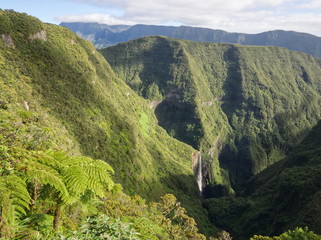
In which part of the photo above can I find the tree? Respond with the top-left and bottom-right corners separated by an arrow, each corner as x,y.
157,194 -> 206,240
250,227 -> 321,240
0,145 -> 115,236
47,151 -> 115,230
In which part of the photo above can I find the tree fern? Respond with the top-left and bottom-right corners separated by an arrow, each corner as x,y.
41,152 -> 115,230
17,157 -> 69,203
1,146 -> 116,232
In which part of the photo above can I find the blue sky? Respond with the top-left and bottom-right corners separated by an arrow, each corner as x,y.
2,0 -> 321,36
1,0 -> 123,24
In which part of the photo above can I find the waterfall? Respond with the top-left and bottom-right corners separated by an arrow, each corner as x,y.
192,152 -> 203,193
196,152 -> 202,193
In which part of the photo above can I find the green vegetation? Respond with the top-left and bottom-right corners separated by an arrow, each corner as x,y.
250,227 -> 321,240
0,10 -> 214,236
102,36 -> 321,194
0,145 -> 206,239
4,10 -> 321,240
0,145 -> 113,238
204,120 -> 321,239
101,36 -> 321,239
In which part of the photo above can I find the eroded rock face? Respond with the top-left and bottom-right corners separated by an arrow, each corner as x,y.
155,99 -> 203,149
29,30 -> 47,41
192,152 -> 201,175
149,100 -> 163,109
1,34 -> 15,48
201,101 -> 213,107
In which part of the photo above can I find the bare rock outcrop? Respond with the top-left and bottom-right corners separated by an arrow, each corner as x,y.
201,101 -> 213,107
1,34 -> 15,48
149,100 -> 163,109
29,30 -> 47,41
23,101 -> 29,111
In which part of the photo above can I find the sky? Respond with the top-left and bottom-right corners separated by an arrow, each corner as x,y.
2,0 -> 321,36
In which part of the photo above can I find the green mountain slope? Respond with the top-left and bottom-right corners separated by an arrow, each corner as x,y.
204,120 -> 321,239
101,36 -> 321,193
0,10 -> 212,232
61,22 -> 321,58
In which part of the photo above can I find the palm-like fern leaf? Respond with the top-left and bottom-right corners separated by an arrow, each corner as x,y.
5,175 -> 31,213
0,174 -> 31,234
2,145 -> 116,234
85,163 -> 114,193
17,159 -> 69,203
60,156 -> 114,198
62,166 -> 88,203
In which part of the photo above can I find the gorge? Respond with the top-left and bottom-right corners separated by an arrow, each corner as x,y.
2,9 -> 321,239
101,35 -> 321,195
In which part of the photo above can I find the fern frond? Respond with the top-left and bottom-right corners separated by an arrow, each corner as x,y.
6,175 -> 31,211
63,166 -> 88,199
44,150 -> 68,166
61,156 -> 114,197
91,159 -> 115,174
84,161 -> 115,190
30,151 -> 62,169
13,205 -> 27,216
0,174 -> 31,231
87,175 -> 105,198
18,160 -> 69,202
0,186 -> 12,219
1,197 -> 15,226
60,155 -> 93,167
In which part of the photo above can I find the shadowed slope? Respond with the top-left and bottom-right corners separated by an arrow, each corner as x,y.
0,10 -> 213,233
102,36 -> 321,193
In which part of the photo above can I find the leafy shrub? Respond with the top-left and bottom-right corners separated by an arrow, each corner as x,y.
64,215 -> 141,240
251,227 -> 321,240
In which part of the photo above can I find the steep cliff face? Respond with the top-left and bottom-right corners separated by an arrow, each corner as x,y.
0,11 -> 214,231
204,120 -> 321,239
101,36 -> 321,193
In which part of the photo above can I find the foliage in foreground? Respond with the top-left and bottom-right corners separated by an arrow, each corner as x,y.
61,193 -> 205,240
0,144 -> 206,239
0,145 -> 114,238
251,227 -> 321,240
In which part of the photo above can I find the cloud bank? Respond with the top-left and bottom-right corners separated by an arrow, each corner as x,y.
58,0 -> 321,36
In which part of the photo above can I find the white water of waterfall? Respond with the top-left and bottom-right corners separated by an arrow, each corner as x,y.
196,153 -> 202,193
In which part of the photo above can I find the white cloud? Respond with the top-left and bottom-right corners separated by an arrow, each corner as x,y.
59,0 -> 321,36
297,0 -> 321,9
57,13 -> 135,25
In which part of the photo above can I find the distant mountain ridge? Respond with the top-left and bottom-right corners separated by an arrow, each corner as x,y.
61,22 -> 321,58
